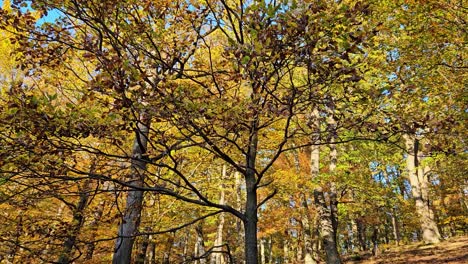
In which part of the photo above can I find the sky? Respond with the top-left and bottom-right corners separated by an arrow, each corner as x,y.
0,0 -> 62,25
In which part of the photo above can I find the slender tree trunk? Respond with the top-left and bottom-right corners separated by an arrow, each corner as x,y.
57,177 -> 93,264
194,222 -> 207,264
283,239 -> 290,264
371,227 -> 378,256
145,236 -> 155,264
302,196 -> 316,264
404,134 -> 441,244
260,238 -> 266,264
135,231 -> 150,264
113,114 -> 150,264
182,230 -> 189,263
296,236 -> 303,262
163,234 -> 174,264
85,200 -> 106,260
7,213 -> 22,262
391,208 -> 400,246
328,117 -> 340,256
212,165 -> 227,264
295,147 -> 315,264
266,237 -> 272,264
356,218 -> 366,251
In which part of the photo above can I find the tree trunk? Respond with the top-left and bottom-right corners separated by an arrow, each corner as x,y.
244,119 -> 259,264
135,231 -> 150,264
113,114 -> 150,264
58,178 -> 92,264
311,107 -> 341,264
314,188 -> 341,264
85,200 -> 106,260
371,227 -> 378,257
356,218 -> 366,251
260,238 -> 266,264
302,196 -> 316,264
211,165 -> 227,264
194,222 -> 207,263
391,208 -> 400,246
404,134 -> 441,244
234,171 -> 245,261
283,239 -> 290,264
145,236 -> 156,264
266,237 -> 272,264
244,177 -> 258,264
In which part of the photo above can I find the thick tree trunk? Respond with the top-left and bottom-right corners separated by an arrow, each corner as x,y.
244,118 -> 259,264
244,178 -> 258,264
311,108 -> 341,264
58,178 -> 92,264
314,188 -> 341,264
113,114 -> 150,264
404,134 -> 441,244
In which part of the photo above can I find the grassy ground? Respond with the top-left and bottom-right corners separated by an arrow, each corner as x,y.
344,235 -> 468,264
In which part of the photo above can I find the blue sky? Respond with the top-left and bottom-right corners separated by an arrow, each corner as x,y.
1,0 -> 62,24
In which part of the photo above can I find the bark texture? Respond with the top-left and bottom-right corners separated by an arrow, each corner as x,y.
244,119 -> 259,264
311,108 -> 341,264
113,115 -> 150,264
211,165 -> 226,264
57,178 -> 92,264
404,134 -> 441,244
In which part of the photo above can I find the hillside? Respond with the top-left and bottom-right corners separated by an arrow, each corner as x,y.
346,236 -> 468,264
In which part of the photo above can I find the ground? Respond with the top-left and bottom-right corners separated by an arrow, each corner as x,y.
344,235 -> 468,264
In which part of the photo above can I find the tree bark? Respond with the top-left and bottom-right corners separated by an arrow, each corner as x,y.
244,118 -> 259,264
302,196 -> 316,264
135,231 -> 150,264
145,236 -> 156,264
244,177 -> 258,264
234,171 -> 245,261
194,222 -> 207,264
314,188 -> 341,264
283,239 -> 290,264
57,177 -> 93,264
113,114 -> 150,264
211,164 -> 227,264
311,108 -> 341,264
85,200 -> 106,260
356,218 -> 366,251
371,227 -> 378,257
260,238 -> 266,264
391,208 -> 400,246
404,134 -> 441,244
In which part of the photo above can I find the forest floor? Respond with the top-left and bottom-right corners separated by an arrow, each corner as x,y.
344,235 -> 468,264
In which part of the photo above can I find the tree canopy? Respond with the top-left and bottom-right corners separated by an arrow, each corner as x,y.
0,0 -> 466,263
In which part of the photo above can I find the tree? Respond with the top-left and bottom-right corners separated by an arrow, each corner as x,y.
1,0 -> 465,262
